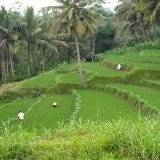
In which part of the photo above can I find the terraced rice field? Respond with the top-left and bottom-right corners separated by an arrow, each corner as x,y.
78,89 -> 141,121
13,62 -> 127,90
0,98 -> 38,123
82,62 -> 126,76
112,83 -> 160,109
105,49 -> 160,70
25,94 -> 73,128
0,95 -> 73,129
1,48 -> 160,129
58,71 -> 91,83
22,71 -> 57,88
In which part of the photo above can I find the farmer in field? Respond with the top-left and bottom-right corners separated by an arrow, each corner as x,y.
116,64 -> 122,70
18,111 -> 25,123
52,102 -> 58,108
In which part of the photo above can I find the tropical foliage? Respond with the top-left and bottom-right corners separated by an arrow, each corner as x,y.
0,0 -> 160,85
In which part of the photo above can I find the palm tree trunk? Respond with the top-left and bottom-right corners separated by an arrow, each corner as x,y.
7,43 -> 15,78
92,34 -> 95,53
9,52 -> 15,78
1,53 -> 7,81
30,42 -> 35,64
27,41 -> 31,77
133,28 -> 140,43
6,51 -> 9,76
42,46 -> 46,72
75,35 -> 85,87
140,21 -> 149,41
92,34 -> 96,62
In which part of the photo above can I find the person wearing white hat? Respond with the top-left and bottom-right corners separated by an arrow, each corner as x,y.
52,102 -> 58,107
18,111 -> 25,123
116,64 -> 122,70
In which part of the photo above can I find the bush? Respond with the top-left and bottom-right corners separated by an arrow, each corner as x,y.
104,39 -> 160,56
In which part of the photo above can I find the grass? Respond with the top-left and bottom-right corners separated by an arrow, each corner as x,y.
78,89 -> 141,121
58,71 -> 91,83
0,98 -> 38,124
152,79 -> 160,83
0,94 -> 73,129
112,83 -> 160,109
57,62 -> 77,72
82,62 -> 125,77
0,119 -> 160,160
1,45 -> 160,159
15,62 -> 125,90
22,70 -> 57,88
105,49 -> 160,70
24,94 -> 73,129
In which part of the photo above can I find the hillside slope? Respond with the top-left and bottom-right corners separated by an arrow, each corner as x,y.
0,46 -> 160,129
0,43 -> 160,159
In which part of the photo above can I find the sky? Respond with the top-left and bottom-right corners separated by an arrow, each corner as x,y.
0,0 -> 119,12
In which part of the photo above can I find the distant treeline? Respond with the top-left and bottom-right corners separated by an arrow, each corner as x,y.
0,0 -> 159,83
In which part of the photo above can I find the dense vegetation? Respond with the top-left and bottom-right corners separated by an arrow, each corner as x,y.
0,0 -> 160,159
1,0 -> 160,84
1,118 -> 160,160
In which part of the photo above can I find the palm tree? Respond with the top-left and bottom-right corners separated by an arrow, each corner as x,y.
24,7 -> 41,77
136,0 -> 160,25
14,6 -> 43,77
0,6 -> 17,80
49,0 -> 101,86
115,0 -> 150,43
36,8 -> 68,71
14,7 -> 68,76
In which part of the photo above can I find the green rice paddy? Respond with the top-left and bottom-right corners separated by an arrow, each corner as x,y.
25,94 -> 73,128
112,83 -> 160,109
0,48 -> 160,129
105,49 -> 160,70
78,89 -> 141,121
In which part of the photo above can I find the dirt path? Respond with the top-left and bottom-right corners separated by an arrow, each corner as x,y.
0,82 -> 19,95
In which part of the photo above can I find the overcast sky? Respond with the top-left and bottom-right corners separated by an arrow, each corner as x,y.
0,0 -> 119,12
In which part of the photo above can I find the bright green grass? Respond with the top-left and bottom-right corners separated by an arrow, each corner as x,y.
20,62 -> 125,89
57,63 -> 77,72
78,89 -> 141,121
58,71 -> 91,83
153,79 -> 160,83
22,71 -> 57,88
105,49 -> 160,70
112,84 -> 160,108
82,62 -> 125,77
25,94 -> 73,128
0,98 -> 38,123
59,72 -> 81,83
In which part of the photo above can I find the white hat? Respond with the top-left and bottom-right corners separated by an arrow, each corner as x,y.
53,102 -> 57,105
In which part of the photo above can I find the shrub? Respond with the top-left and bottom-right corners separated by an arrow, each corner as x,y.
104,39 -> 160,56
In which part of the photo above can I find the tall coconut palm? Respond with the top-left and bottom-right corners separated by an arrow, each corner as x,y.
49,0 -> 101,86
0,6 -> 17,80
15,6 -> 43,77
36,9 -> 68,71
15,7 -> 68,75
115,0 -> 150,43
136,0 -> 160,25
